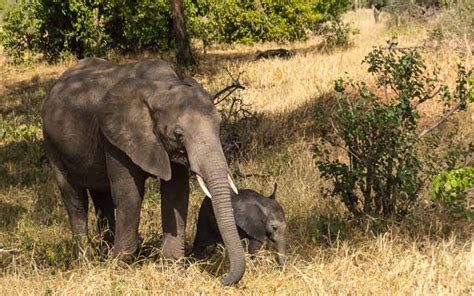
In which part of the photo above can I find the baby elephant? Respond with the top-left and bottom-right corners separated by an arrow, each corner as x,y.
192,184 -> 287,265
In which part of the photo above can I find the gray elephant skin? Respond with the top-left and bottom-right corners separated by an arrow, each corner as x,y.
41,57 -> 245,285
192,184 -> 287,265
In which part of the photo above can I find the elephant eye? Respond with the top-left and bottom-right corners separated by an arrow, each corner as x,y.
174,128 -> 184,142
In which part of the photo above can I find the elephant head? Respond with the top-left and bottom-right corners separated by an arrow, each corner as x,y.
98,76 -> 245,285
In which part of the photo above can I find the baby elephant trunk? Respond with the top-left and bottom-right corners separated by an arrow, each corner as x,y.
268,218 -> 286,266
275,236 -> 287,266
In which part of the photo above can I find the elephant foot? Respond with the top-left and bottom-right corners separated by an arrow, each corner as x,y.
162,234 -> 185,260
112,239 -> 139,263
277,254 -> 287,266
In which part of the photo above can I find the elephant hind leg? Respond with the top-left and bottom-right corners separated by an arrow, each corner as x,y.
89,189 -> 115,244
49,159 -> 89,256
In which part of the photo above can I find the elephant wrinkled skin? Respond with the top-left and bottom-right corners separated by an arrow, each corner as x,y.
41,57 -> 245,285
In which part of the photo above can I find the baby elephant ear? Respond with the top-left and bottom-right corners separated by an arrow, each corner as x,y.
268,183 -> 278,199
234,200 -> 266,241
99,78 -> 172,181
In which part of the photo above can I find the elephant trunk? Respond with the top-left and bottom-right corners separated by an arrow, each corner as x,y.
206,172 -> 246,285
276,237 -> 287,266
186,139 -> 245,286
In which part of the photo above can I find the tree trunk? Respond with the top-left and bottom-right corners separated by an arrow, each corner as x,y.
169,0 -> 196,69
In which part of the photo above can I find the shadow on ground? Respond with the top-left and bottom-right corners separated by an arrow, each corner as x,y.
197,40 -> 327,76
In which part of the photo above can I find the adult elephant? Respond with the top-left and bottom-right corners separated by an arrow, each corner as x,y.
41,58 -> 245,285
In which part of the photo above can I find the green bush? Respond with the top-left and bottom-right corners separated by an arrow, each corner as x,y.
317,18 -> 359,50
105,0 -> 171,52
314,44 -> 472,218
188,0 -> 326,45
1,0 -> 111,62
0,0 -> 352,62
313,0 -> 351,18
432,167 -> 474,205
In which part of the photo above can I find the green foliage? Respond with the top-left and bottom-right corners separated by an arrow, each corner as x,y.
0,1 -> 40,63
314,43 -> 472,218
105,0 -> 171,52
317,18 -> 358,50
0,0 -> 170,62
313,0 -> 351,18
432,167 -> 474,204
469,76 -> 474,102
0,0 -> 111,62
0,0 -> 352,62
0,116 -> 43,167
188,0 -> 326,45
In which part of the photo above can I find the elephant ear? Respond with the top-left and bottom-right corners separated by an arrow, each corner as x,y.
233,199 -> 266,241
99,78 -> 172,181
182,77 -> 213,99
182,77 -> 200,87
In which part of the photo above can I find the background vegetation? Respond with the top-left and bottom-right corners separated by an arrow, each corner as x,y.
0,1 -> 473,295
0,0 -> 350,63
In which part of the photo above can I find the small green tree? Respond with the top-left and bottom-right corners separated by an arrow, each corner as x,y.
314,43 -> 472,217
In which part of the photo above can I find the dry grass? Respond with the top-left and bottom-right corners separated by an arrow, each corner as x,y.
0,9 -> 473,295
1,233 -> 472,295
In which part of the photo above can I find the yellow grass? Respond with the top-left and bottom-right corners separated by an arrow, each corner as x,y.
1,9 -> 473,295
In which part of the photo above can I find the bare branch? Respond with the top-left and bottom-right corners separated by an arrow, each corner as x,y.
417,103 -> 463,140
213,82 -> 245,103
212,69 -> 246,103
413,87 -> 442,108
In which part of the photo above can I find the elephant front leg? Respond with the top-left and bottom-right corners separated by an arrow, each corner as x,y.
248,239 -> 263,255
106,144 -> 146,260
160,162 -> 190,260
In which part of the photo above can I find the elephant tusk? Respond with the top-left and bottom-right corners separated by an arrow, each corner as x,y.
197,175 -> 212,198
228,174 -> 239,195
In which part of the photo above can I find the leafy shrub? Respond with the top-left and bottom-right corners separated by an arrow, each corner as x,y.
0,1 -> 40,63
0,0 -> 352,62
0,0 -> 111,62
313,0 -> 351,18
105,0 -> 171,52
188,0 -> 326,45
314,43 -> 472,218
432,167 -> 474,205
0,0 -> 170,62
317,18 -> 359,50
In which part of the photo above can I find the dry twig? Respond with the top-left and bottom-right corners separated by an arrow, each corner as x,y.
212,69 -> 245,104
